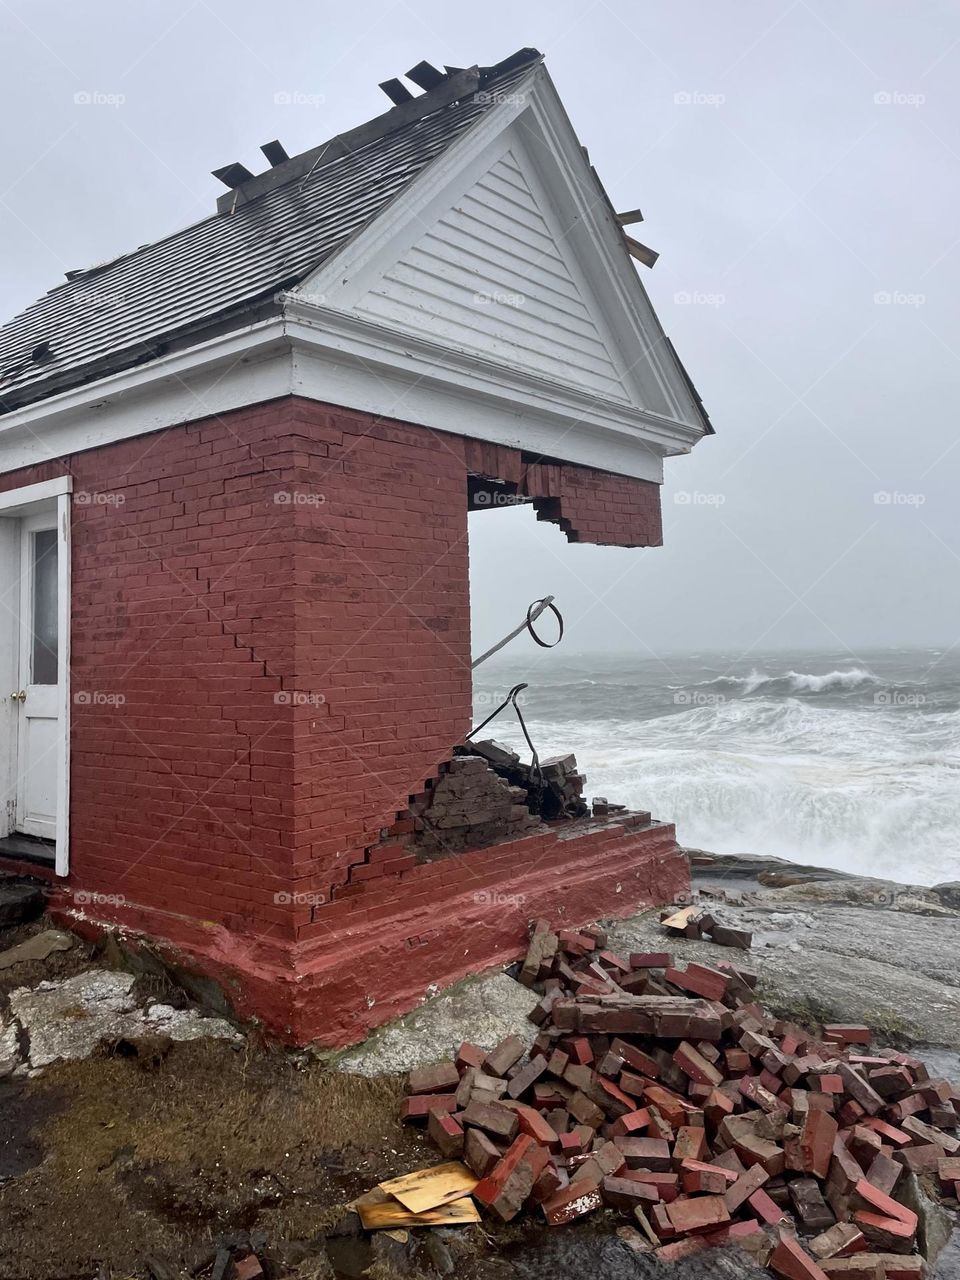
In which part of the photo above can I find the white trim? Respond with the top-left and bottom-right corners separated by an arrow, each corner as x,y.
0,474 -> 72,514
0,479 -> 70,874
286,306 -> 675,482
55,489 -> 70,874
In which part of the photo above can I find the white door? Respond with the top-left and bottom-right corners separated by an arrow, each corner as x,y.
14,513 -> 61,840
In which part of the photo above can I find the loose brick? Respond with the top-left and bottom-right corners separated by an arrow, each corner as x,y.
474,1134 -> 550,1222
614,1136 -> 672,1172
785,1106 -> 838,1180
724,1162 -> 770,1213
666,1195 -> 730,1234
464,1127 -> 500,1178
809,1223 -> 867,1261
462,1100 -> 520,1142
541,1181 -> 603,1225
407,1061 -> 460,1095
673,1041 -> 724,1088
427,1108 -> 464,1158
400,1093 -> 457,1122
769,1235 -> 831,1280
484,1035 -> 526,1078
748,1187 -> 791,1226
630,952 -> 672,968
602,1175 -> 660,1210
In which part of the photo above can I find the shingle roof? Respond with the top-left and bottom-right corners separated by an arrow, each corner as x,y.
0,50 -> 542,415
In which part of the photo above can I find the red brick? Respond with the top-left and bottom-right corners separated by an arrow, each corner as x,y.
474,1134 -> 550,1222
769,1235 -> 830,1280
665,1195 -> 730,1234
400,1093 -> 457,1122
427,1108 -> 464,1158
541,1181 -> 603,1225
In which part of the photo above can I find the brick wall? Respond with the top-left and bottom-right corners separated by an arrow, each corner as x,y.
2,394 -> 675,1042
0,399 -> 305,942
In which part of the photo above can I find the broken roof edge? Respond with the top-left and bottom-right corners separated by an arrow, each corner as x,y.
214,49 -> 544,216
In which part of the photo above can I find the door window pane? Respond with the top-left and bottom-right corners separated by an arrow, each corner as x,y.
31,528 -> 58,685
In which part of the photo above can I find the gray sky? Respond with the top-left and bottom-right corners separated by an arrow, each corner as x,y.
2,0 -> 957,658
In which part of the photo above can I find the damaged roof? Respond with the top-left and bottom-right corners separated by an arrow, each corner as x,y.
0,51 -> 542,415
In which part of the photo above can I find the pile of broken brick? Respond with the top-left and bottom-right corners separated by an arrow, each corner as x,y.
400,920 -> 960,1280
465,741 -> 592,820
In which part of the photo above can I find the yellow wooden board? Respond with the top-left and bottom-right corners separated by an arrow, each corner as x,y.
378,1161 -> 478,1214
660,905 -> 698,931
358,1197 -> 480,1230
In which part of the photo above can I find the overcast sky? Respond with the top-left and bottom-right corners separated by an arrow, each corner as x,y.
1,0 -> 957,659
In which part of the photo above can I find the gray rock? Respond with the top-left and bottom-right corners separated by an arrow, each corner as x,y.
422,1233 -> 455,1275
934,882 -> 960,910
0,1015 -> 21,1076
609,892 -> 960,1047
144,1003 -> 240,1043
900,1172 -> 955,1265
334,971 -> 539,1076
9,969 -> 240,1069
9,970 -> 141,1067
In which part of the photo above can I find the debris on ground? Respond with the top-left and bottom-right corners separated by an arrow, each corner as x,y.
398,918 -> 960,1278
661,904 -> 753,951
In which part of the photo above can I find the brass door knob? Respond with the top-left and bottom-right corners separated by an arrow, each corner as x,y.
10,690 -> 26,703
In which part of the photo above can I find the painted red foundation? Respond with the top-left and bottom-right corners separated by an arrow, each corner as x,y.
2,395 -> 684,1046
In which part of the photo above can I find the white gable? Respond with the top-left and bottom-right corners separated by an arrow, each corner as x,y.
294,66 -> 708,459
353,145 -> 633,405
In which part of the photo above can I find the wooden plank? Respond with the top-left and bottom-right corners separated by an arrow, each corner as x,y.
358,1197 -> 481,1230
623,234 -> 659,268
378,1161 -> 478,1213
660,905 -> 698,931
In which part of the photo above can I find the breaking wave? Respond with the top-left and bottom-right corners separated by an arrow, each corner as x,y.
679,667 -> 881,696
486,698 -> 960,886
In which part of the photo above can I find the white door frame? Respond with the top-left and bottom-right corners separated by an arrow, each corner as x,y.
0,476 -> 72,874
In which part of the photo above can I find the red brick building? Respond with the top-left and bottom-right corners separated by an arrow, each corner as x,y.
0,50 -> 712,1045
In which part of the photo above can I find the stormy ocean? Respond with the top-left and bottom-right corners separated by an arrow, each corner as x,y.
472,649 -> 960,887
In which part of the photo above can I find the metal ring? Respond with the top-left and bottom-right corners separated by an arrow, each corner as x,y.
526,598 -> 564,649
